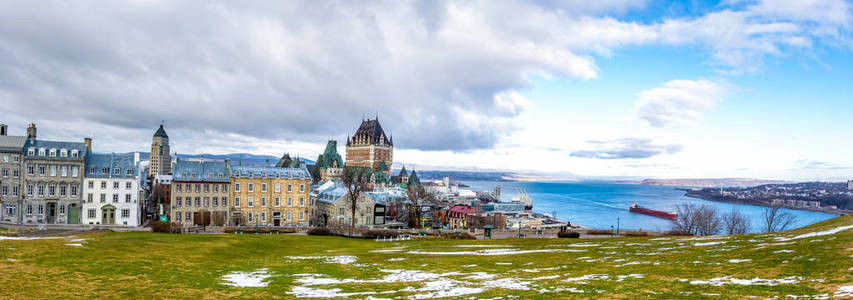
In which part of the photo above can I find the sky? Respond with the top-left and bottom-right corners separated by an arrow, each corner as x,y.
0,0 -> 852,181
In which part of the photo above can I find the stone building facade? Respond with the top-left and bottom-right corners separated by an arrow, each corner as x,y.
82,152 -> 142,226
170,159 -> 230,226
21,124 -> 88,224
230,166 -> 312,227
345,118 -> 393,176
149,124 -> 171,177
0,124 -> 26,223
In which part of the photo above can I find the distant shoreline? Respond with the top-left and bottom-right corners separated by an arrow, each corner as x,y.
683,193 -> 846,215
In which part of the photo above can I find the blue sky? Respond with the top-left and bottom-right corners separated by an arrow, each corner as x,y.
0,0 -> 851,180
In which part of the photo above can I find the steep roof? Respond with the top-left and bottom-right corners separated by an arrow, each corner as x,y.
348,118 -> 391,146
24,139 -> 88,161
154,125 -> 168,138
0,135 -> 26,152
85,153 -> 138,179
231,165 -> 311,180
316,140 -> 344,169
173,159 -> 229,182
398,166 -> 408,177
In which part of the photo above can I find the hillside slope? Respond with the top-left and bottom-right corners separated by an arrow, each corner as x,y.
0,215 -> 851,298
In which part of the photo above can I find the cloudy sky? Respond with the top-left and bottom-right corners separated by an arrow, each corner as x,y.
1,0 -> 852,181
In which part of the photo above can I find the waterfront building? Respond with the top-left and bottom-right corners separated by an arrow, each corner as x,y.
21,124 -> 88,224
315,140 -> 344,181
230,165 -> 312,227
148,124 -> 171,177
0,124 -> 27,223
82,152 -> 141,226
345,118 -> 393,176
170,159 -> 230,226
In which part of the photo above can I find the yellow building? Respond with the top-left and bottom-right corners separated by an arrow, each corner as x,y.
230,166 -> 312,227
171,159 -> 230,226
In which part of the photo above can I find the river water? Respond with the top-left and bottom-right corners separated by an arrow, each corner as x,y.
463,181 -> 837,233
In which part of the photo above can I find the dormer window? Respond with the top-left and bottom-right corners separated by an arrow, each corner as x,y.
28,148 -> 34,156
89,167 -> 95,174
114,168 -> 120,175
181,172 -> 187,177
49,149 -> 56,157
60,149 -> 68,157
261,171 -> 266,177
126,169 -> 132,175
190,172 -> 197,178
207,173 -> 213,178
38,148 -> 45,156
248,171 -> 254,177
71,150 -> 79,158
102,168 -> 108,174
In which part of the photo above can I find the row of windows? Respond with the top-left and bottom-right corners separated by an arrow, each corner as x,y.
27,147 -> 80,158
26,164 -> 80,178
246,211 -> 304,223
87,180 -> 133,190
88,167 -> 133,176
175,197 -> 227,207
86,193 -> 134,203
0,185 -> 19,197
179,172 -> 225,179
175,183 -> 228,193
1,154 -> 20,163
86,208 -> 131,219
234,183 -> 305,193
1,168 -> 20,178
25,183 -> 79,197
233,196 -> 305,208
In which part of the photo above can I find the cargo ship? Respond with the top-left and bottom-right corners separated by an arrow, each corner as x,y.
629,202 -> 677,220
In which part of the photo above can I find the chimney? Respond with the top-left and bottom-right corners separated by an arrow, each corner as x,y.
0,124 -> 6,136
84,138 -> 92,152
26,123 -> 36,140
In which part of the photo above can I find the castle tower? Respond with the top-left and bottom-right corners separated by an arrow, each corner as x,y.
149,124 -> 171,177
345,118 -> 393,176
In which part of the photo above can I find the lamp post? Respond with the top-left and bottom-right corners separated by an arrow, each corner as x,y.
616,217 -> 620,235
610,225 -> 614,238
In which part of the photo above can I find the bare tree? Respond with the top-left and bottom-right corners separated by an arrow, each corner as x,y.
343,167 -> 369,237
764,205 -> 797,233
722,207 -> 750,235
406,184 -> 435,229
672,202 -> 722,236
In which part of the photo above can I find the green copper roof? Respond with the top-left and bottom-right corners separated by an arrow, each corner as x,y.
398,166 -> 408,177
154,125 -> 168,138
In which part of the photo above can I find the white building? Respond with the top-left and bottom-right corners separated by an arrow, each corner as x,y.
848,180 -> 853,191
82,153 -> 142,226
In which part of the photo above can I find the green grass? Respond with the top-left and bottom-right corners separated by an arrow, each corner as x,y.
1,215 -> 851,299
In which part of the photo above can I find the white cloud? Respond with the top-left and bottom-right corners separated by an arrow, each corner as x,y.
570,138 -> 683,159
635,79 -> 730,128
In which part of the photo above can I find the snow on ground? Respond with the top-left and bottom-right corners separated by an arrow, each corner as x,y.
6,258 -> 18,262
407,248 -> 585,256
776,225 -> 853,241
836,286 -> 853,298
689,276 -> 802,286
563,274 -> 611,283
369,249 -> 404,253
64,243 -> 83,247
774,250 -> 794,253
221,269 -> 274,287
495,262 -> 512,265
284,256 -> 357,265
454,245 -> 513,248
694,241 -> 726,247
287,287 -> 393,298
387,258 -> 406,261
680,236 -> 729,241
728,259 -> 752,263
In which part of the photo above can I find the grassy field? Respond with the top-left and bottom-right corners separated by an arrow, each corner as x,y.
0,215 -> 851,299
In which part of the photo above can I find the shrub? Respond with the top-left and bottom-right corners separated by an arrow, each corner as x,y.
151,221 -> 181,233
363,229 -> 401,239
621,231 -> 648,237
558,231 -> 580,238
447,232 -> 476,240
307,227 -> 331,236
223,227 -> 235,233
586,229 -> 613,235
664,230 -> 691,236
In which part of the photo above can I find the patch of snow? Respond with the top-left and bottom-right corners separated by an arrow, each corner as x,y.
387,258 -> 406,261
405,278 -> 484,299
563,243 -> 601,247
680,236 -> 729,241
774,250 -> 794,253
287,286 -> 386,298
462,264 -> 477,267
221,269 -> 274,287
464,272 -> 496,280
728,259 -> 752,263
284,255 -> 357,265
482,278 -> 531,290
369,249 -> 404,253
495,262 -> 512,265
649,238 -> 671,241
694,241 -> 726,247
6,258 -> 18,262
836,286 -> 853,298
616,274 -> 645,281
531,275 -> 560,280
64,243 -> 83,247
775,225 -> 853,241
407,248 -> 585,256
689,276 -> 802,286
563,274 -> 610,283
66,238 -> 87,242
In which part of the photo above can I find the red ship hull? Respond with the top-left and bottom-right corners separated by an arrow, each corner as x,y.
629,206 -> 677,220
